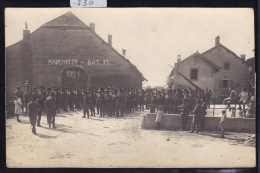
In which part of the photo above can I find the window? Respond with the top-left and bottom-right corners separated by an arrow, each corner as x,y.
190,69 -> 198,80
224,63 -> 230,70
222,80 -> 229,88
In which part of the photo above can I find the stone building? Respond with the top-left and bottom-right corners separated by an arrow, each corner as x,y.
169,36 -> 251,100
6,12 -> 146,98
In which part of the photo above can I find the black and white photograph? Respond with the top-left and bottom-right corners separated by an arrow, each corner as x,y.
5,8 -> 255,168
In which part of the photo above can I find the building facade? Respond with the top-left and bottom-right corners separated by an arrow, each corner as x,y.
6,12 -> 146,98
169,36 -> 250,99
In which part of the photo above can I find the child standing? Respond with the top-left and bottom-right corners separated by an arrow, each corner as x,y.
14,97 -> 22,122
220,110 -> 227,138
155,106 -> 163,130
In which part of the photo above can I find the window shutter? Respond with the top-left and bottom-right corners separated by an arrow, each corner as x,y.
219,80 -> 223,89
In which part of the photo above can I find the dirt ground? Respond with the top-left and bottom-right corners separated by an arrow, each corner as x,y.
6,110 -> 255,168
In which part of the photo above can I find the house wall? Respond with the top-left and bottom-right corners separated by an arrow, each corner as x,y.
173,54 -> 215,91
203,46 -> 249,98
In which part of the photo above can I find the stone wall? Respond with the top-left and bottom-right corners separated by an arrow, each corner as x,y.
140,113 -> 255,133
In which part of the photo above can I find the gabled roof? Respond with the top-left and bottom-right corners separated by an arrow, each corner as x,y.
176,52 -> 222,71
43,11 -> 88,27
202,43 -> 245,63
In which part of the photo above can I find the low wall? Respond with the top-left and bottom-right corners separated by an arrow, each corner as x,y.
140,113 -> 255,133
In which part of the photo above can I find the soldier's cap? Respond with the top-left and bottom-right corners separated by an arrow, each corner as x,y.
222,110 -> 227,114
17,86 -> 21,89
50,92 -> 55,96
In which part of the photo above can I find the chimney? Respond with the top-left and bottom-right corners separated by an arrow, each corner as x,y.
240,54 -> 246,61
23,30 -> 30,40
122,49 -> 126,57
215,36 -> 220,46
89,22 -> 95,33
23,21 -> 30,40
108,35 -> 112,46
177,55 -> 181,63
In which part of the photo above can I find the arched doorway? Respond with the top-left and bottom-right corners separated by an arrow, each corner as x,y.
61,67 -> 87,88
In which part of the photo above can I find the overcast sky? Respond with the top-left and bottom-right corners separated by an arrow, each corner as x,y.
5,8 -> 254,87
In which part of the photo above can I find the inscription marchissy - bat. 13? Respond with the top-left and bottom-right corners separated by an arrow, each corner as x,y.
47,59 -> 110,66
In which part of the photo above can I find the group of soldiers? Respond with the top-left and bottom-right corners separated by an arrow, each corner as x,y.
13,85 -> 212,135
146,87 -> 212,114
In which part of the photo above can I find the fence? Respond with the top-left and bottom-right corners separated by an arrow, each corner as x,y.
148,98 -> 249,117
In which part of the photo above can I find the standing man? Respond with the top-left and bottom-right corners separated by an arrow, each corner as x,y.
82,90 -> 91,118
45,92 -> 57,128
200,99 -> 208,131
28,98 -> 41,135
115,89 -> 124,117
189,99 -> 202,133
178,99 -> 191,131
36,90 -> 45,127
223,87 -> 237,111
238,87 -> 249,116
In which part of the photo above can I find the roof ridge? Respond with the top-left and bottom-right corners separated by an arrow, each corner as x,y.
43,11 -> 88,27
202,43 -> 245,62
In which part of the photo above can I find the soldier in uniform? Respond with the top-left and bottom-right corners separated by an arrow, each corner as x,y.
90,89 -> 96,117
178,99 -> 191,131
138,89 -> 145,111
36,89 -> 45,127
132,89 -> 138,111
129,89 -> 135,114
27,86 -> 33,102
104,89 -> 111,117
115,89 -> 124,117
60,88 -> 66,111
150,92 -> 156,113
125,90 -> 131,115
68,88 -> 74,111
200,99 -> 207,131
23,87 -> 29,113
45,92 -> 57,128
172,89 -> 182,114
54,88 -> 61,113
74,88 -> 81,111
164,90 -> 172,114
31,88 -> 38,101
28,98 -> 41,135
96,89 -> 101,115
189,99 -> 202,133
111,89 -> 116,116
82,90 -> 91,118
144,90 -> 150,110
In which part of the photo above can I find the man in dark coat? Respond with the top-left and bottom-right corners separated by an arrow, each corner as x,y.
115,89 -> 125,117
36,90 -> 45,127
178,99 -> 191,131
189,99 -> 202,133
200,99 -> 208,131
82,91 -> 91,118
45,92 -> 57,128
28,98 -> 41,135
